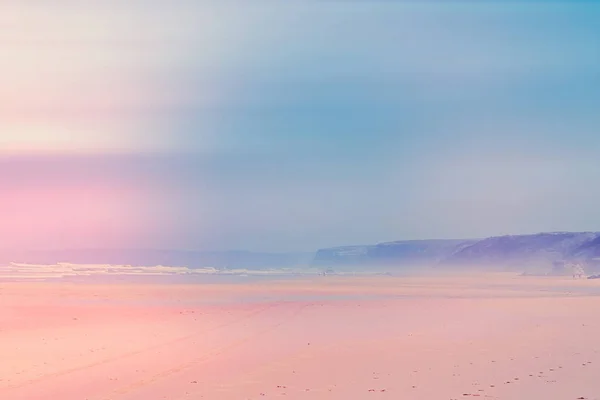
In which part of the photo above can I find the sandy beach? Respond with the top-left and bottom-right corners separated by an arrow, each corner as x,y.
1,274 -> 599,400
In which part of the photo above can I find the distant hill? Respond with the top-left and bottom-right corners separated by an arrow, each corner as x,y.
572,234 -> 600,258
313,232 -> 600,272
444,232 -> 600,267
0,249 -> 314,270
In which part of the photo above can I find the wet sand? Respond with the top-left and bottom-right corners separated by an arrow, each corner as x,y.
1,274 -> 599,399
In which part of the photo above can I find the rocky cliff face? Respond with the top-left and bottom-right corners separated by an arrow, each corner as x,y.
313,232 -> 600,271
444,232 -> 600,267
572,235 -> 600,258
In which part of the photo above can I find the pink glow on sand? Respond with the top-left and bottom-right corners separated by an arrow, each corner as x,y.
0,275 -> 599,400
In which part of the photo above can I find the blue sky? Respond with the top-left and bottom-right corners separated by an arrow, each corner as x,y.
2,1 -> 599,251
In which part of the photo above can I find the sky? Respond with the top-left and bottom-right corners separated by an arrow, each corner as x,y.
1,1 -> 599,252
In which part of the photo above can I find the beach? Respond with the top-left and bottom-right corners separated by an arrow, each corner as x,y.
1,274 -> 599,400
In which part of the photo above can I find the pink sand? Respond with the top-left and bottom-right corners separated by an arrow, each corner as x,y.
1,274 -> 599,399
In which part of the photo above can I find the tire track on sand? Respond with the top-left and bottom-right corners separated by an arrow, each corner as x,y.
97,302 -> 310,400
0,301 -> 280,393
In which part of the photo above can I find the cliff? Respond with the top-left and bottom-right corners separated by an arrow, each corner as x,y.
444,232 -> 600,267
313,232 -> 600,271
